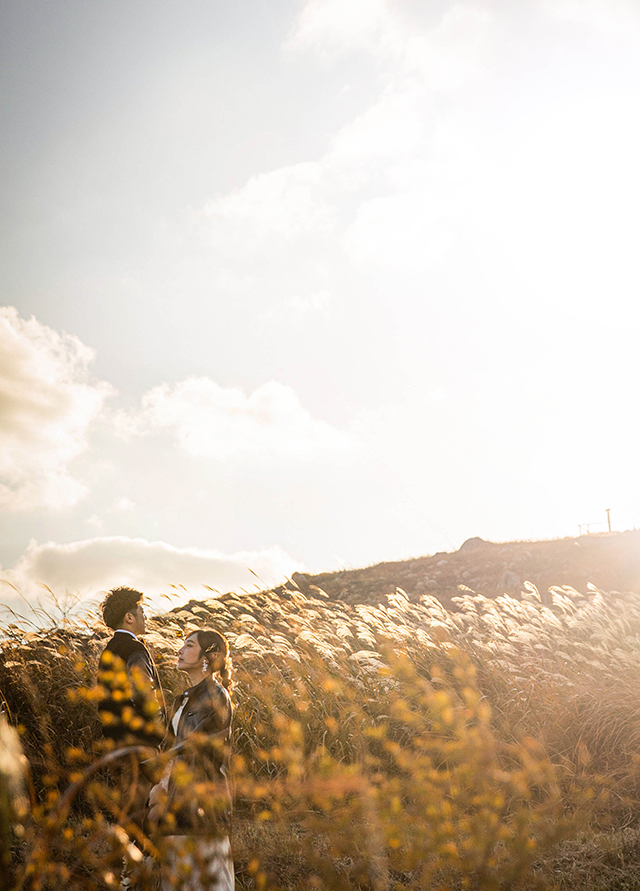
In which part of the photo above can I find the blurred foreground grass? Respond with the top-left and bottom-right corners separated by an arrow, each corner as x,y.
3,582 -> 640,889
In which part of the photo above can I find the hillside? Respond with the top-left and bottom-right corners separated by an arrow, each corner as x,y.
6,530 -> 640,889
286,529 -> 640,607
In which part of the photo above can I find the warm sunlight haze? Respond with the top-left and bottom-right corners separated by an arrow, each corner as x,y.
1,0 -> 639,615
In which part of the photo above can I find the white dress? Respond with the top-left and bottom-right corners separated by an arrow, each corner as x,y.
160,836 -> 234,891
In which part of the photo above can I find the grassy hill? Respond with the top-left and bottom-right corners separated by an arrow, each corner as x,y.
289,528 -> 640,607
4,530 -> 640,890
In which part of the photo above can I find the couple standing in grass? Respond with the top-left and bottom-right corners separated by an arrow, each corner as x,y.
97,586 -> 235,891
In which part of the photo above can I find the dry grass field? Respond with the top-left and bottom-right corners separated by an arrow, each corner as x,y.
4,536 -> 640,889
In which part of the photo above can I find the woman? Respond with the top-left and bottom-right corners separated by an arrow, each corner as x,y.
149,629 -> 234,891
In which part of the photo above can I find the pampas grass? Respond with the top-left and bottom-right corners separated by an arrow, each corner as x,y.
3,581 -> 640,888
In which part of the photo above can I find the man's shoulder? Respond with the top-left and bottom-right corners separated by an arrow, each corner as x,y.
101,632 -> 149,662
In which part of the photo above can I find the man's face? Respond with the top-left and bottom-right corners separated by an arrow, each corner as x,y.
127,602 -> 146,636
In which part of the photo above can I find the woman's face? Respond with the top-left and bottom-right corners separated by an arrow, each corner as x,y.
176,634 -> 203,671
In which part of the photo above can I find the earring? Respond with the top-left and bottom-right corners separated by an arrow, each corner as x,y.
202,658 -> 208,674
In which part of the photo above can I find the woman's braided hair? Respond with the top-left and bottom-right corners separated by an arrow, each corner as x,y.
193,628 -> 233,692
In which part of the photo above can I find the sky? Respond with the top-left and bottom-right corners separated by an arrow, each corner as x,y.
2,0 -> 640,620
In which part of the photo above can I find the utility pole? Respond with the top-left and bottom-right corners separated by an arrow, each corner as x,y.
606,508 -> 611,533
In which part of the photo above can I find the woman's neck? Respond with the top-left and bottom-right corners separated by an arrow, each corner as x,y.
186,668 -> 209,688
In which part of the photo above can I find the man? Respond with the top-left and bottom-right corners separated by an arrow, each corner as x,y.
97,586 -> 166,750
97,587 -> 167,870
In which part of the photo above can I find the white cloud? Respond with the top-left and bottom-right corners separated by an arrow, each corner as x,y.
203,162 -> 334,243
137,377 -> 351,460
285,0 -> 640,321
343,190 -> 457,273
0,307 -> 114,511
404,4 -> 496,90
543,0 -> 640,38
111,497 -> 135,512
288,290 -> 332,315
1,536 -> 301,619
192,3 -> 500,314
196,162 -> 339,310
286,0 -> 396,57
326,85 -> 427,181
288,0 -> 497,91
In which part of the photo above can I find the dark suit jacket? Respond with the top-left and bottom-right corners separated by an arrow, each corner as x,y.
97,631 -> 166,748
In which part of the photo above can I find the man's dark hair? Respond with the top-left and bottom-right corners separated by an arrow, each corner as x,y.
101,586 -> 143,630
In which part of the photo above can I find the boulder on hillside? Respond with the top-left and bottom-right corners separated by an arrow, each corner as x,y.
459,537 -> 490,552
498,570 -> 521,592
